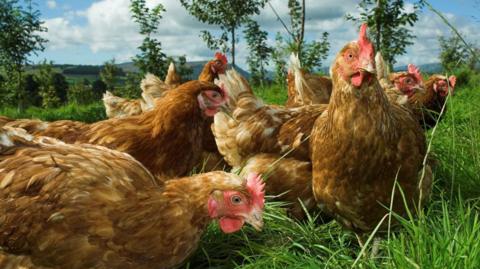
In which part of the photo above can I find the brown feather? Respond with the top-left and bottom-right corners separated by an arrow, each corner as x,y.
0,127 -> 258,269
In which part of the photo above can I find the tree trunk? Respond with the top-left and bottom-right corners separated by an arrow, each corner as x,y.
231,27 -> 236,68
16,69 -> 25,113
297,0 -> 306,59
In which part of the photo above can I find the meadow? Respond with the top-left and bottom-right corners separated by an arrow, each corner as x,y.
1,69 -> 479,268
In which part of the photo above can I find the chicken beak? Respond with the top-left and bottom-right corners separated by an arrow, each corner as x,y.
244,207 -> 264,231
360,61 -> 375,74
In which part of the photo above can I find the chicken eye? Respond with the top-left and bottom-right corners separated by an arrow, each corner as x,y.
231,195 -> 242,205
405,78 -> 412,84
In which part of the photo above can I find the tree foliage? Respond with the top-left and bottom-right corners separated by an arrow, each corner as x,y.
166,55 -> 193,80
439,32 -> 479,72
92,79 -> 107,99
0,0 -> 47,109
130,0 -> 167,78
271,33 -> 287,85
244,19 -> 272,85
24,74 -> 41,107
346,0 -> 422,67
270,0 -> 330,74
36,61 -> 61,108
180,0 -> 267,67
100,59 -> 121,91
118,72 -> 143,99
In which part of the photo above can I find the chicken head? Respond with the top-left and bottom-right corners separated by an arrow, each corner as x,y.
197,84 -> 228,117
211,52 -> 228,75
208,173 -> 265,233
333,24 -> 375,88
433,75 -> 457,96
392,64 -> 424,97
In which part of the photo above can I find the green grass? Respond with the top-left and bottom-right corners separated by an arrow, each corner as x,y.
1,73 -> 479,268
0,102 -> 106,123
186,75 -> 480,268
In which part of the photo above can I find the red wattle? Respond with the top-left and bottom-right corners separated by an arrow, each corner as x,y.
351,72 -> 364,87
219,217 -> 245,233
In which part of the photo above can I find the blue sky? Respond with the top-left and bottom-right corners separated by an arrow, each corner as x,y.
29,0 -> 479,69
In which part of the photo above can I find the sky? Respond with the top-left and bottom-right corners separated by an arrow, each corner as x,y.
29,0 -> 479,70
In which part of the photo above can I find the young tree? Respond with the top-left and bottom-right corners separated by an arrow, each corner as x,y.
0,0 -> 47,110
36,61 -> 60,108
243,19 -> 272,85
130,0 -> 167,78
68,82 -> 94,105
120,72 -> 143,99
346,0 -> 422,67
24,74 -> 41,107
100,59 -> 120,91
166,55 -> 194,80
180,0 -> 267,67
439,32 -> 478,72
52,73 -> 68,104
271,33 -> 287,85
92,79 -> 107,99
269,0 -> 330,72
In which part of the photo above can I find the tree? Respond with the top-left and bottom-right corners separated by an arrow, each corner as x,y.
271,33 -> 287,85
180,0 -> 267,67
165,55 -> 193,80
68,82 -> 95,105
269,0 -> 330,72
346,0 -> 422,67
52,73 -> 68,104
0,0 -> 47,110
119,72 -> 143,99
243,19 -> 272,85
36,61 -> 61,108
130,0 -> 167,78
92,79 -> 107,99
100,59 -> 120,91
439,33 -> 478,72
24,74 -> 41,107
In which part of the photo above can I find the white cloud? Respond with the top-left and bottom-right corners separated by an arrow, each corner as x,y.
39,0 -> 479,69
47,0 -> 57,9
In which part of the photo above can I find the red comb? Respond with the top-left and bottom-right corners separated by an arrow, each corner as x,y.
215,52 -> 228,66
448,75 -> 456,89
246,173 -> 265,209
408,64 -> 423,84
358,23 -> 374,61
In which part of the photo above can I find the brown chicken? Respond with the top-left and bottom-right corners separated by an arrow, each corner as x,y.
103,53 -> 228,119
286,53 -> 332,107
198,52 -> 228,83
213,70 -> 327,218
102,90 -> 145,119
3,80 -> 228,179
412,74 -> 456,128
310,24 -> 431,248
0,126 -> 264,269
164,61 -> 182,87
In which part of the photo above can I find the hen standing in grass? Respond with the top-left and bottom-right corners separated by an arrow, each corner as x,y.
0,126 -> 264,269
310,24 -> 431,246
416,74 -> 456,128
3,81 -> 227,179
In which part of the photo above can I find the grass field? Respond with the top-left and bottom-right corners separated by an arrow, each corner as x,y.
0,71 -> 479,268
185,74 -> 480,269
